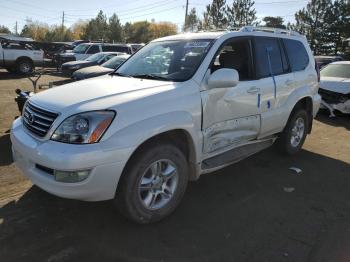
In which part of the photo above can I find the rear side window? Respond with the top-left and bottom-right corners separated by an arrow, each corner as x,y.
254,37 -> 285,78
102,45 -> 130,53
87,45 -> 100,54
283,39 -> 309,72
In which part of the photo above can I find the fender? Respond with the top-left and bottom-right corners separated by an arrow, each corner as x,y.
259,85 -> 314,138
101,111 -> 202,165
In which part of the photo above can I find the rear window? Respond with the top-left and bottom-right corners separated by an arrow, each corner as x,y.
102,45 -> 130,53
283,39 -> 309,72
254,37 -> 285,78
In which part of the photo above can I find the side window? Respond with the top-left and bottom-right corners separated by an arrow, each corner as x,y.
86,45 -> 100,54
254,37 -> 285,78
283,39 -> 309,72
102,45 -> 129,53
211,38 -> 254,81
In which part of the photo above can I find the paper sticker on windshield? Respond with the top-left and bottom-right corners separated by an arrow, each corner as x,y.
185,41 -> 210,48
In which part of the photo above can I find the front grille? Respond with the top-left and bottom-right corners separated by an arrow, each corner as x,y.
22,102 -> 58,137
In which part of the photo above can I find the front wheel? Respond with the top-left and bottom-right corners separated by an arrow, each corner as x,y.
277,109 -> 309,155
115,143 -> 189,224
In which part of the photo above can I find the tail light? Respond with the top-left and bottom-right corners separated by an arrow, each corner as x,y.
315,60 -> 320,82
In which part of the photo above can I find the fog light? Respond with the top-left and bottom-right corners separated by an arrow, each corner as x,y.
54,170 -> 91,183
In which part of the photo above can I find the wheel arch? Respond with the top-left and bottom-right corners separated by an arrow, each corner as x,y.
288,96 -> 313,134
15,56 -> 34,69
120,129 -> 199,185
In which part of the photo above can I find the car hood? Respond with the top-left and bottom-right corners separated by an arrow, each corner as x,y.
73,66 -> 113,78
320,77 -> 350,94
29,75 -> 174,112
62,60 -> 92,67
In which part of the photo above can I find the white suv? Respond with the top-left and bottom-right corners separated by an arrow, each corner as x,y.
11,27 -> 321,223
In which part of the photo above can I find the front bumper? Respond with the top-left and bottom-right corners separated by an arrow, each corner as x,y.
10,118 -> 134,201
319,88 -> 350,115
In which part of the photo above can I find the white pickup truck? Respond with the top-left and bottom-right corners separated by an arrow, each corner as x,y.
0,35 -> 44,74
11,27 -> 321,223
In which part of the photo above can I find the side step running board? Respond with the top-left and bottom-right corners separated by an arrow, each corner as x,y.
201,138 -> 275,171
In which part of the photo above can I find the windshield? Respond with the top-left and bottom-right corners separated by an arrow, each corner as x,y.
85,53 -> 104,62
102,56 -> 128,69
116,39 -> 213,81
321,64 -> 350,78
73,44 -> 90,54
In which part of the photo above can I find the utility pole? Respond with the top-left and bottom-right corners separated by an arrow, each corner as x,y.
61,11 -> 65,31
61,11 -> 65,41
184,0 -> 189,32
15,21 -> 18,35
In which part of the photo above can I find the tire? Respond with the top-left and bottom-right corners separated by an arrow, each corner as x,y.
115,143 -> 189,224
16,59 -> 33,74
277,109 -> 309,155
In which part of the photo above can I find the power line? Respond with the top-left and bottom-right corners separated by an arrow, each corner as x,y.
65,0 -> 180,18
118,5 -> 183,21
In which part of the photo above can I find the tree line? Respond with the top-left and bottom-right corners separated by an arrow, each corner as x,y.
0,0 -> 349,55
184,0 -> 350,56
0,10 -> 177,44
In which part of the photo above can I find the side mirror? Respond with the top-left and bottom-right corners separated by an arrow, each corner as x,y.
207,68 -> 239,89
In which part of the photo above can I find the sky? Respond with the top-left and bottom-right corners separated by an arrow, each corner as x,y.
1,0 -> 309,33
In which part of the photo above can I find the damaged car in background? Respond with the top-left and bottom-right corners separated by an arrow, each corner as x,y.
319,61 -> 350,116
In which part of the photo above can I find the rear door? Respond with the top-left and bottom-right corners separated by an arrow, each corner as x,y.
253,36 -> 292,137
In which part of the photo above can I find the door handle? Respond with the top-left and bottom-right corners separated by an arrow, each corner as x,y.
285,79 -> 293,86
247,86 -> 260,94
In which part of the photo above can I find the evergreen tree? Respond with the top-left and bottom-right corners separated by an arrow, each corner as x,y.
83,10 -> 108,41
324,0 -> 350,54
294,0 -> 332,54
203,0 -> 227,29
108,13 -> 123,42
262,16 -> 286,29
184,8 -> 200,32
226,0 -> 257,27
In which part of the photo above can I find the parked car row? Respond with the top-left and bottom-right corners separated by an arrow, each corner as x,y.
61,52 -> 126,76
72,54 -> 130,80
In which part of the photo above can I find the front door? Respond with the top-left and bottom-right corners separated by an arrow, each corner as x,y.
201,37 -> 261,154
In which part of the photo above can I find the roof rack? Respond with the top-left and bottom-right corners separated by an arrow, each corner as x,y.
238,26 -> 301,37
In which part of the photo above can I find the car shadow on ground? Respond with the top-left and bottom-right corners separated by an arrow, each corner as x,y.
1,148 -> 350,262
0,134 -> 13,166
316,111 -> 350,131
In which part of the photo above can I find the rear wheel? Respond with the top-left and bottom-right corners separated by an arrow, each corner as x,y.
277,109 -> 309,155
115,143 -> 189,224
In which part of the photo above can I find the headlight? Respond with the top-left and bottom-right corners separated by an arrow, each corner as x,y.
51,111 -> 115,144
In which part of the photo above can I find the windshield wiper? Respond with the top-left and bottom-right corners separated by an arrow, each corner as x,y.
110,72 -> 133,78
132,74 -> 170,81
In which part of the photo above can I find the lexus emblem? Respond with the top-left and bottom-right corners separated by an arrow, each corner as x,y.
28,113 -> 35,124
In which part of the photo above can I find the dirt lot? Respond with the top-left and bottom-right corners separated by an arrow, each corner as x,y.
0,69 -> 350,262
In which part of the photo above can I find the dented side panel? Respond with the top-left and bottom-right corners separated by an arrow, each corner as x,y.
203,115 -> 260,153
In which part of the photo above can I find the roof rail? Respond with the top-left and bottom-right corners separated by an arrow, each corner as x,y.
239,26 -> 301,37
